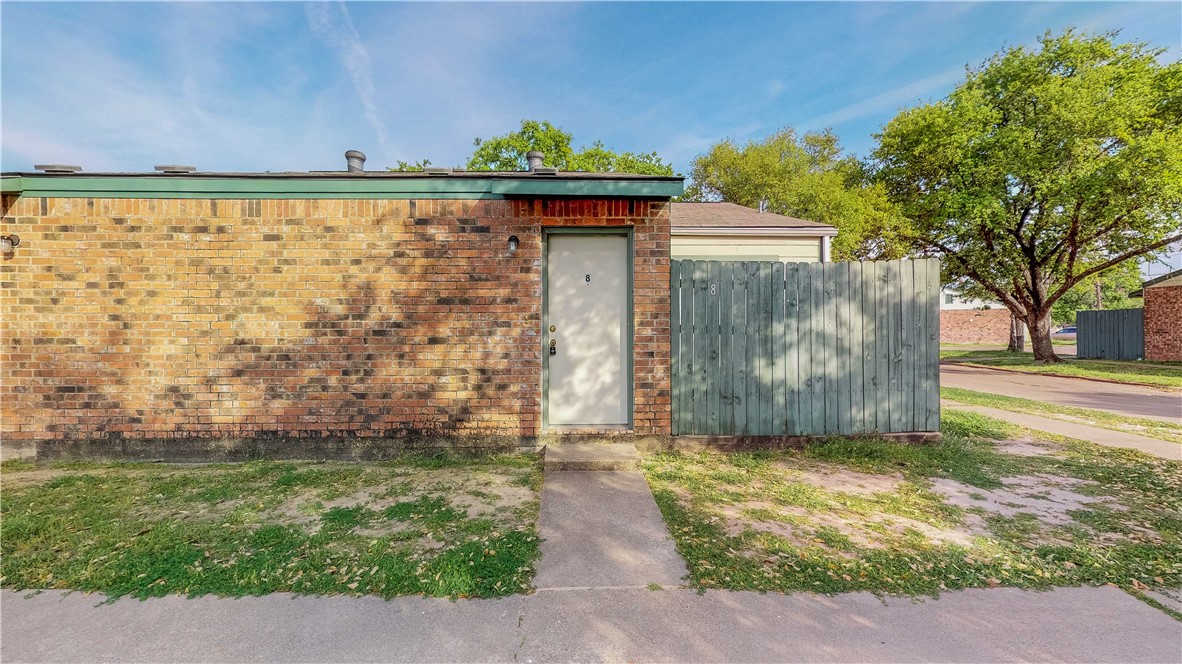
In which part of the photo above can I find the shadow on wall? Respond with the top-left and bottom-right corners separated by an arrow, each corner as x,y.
23,273 -> 540,444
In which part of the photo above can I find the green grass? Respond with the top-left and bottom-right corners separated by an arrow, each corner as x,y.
643,413 -> 1182,599
1,453 -> 542,600
942,387 -> 1182,445
940,350 -> 1182,389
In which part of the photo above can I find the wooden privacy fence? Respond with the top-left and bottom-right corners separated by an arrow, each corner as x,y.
670,258 -> 941,437
1076,308 -> 1144,360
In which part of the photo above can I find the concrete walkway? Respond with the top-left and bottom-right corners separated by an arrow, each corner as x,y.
535,469 -> 687,590
946,402 -> 1181,460
941,363 -> 1181,422
3,586 -> 1179,662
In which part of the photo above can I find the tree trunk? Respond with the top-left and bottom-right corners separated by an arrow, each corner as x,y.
1094,278 -> 1103,310
1025,310 -> 1060,363
1007,314 -> 1025,352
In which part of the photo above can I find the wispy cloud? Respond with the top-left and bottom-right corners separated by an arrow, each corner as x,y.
305,2 -> 389,154
804,66 -> 966,130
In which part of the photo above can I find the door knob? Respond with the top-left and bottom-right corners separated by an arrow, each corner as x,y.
549,339 -> 557,356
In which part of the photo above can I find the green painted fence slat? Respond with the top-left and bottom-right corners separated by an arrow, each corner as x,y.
785,264 -> 801,436
847,261 -> 865,434
706,261 -> 722,435
669,258 -> 940,436
901,260 -> 917,432
719,262 -> 735,434
835,263 -> 853,435
809,262 -> 827,435
772,262 -> 787,435
692,261 -> 710,434
731,263 -> 748,435
676,261 -> 685,437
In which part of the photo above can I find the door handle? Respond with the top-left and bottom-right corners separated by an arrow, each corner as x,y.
549,339 -> 557,356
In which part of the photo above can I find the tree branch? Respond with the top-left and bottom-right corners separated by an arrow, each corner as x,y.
922,238 -> 1026,314
1047,232 -> 1182,303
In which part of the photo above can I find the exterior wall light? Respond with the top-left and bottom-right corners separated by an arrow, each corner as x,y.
1,234 -> 19,257
507,235 -> 519,255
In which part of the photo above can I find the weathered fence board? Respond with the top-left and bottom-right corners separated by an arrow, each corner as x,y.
670,258 -> 941,436
1077,308 -> 1144,360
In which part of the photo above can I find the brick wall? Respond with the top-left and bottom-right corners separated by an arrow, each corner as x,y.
0,195 -> 671,446
939,308 -> 1014,344
1144,285 -> 1182,362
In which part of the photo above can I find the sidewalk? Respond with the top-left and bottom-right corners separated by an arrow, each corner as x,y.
946,402 -> 1181,460
3,585 -> 1179,662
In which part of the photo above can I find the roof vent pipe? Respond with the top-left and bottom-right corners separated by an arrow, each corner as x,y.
526,151 -> 544,172
345,150 -> 366,173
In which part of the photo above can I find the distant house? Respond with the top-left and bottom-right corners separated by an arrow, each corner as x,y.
670,202 -> 836,263
939,288 -> 1001,311
1131,268 -> 1182,361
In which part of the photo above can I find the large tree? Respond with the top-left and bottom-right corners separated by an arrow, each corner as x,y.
466,120 -> 674,175
1050,259 -> 1144,325
684,128 -> 910,261
874,30 -> 1182,362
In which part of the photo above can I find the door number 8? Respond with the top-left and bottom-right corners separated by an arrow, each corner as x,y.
585,274 -> 591,283
709,284 -> 717,295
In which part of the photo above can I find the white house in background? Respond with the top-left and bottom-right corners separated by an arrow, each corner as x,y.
940,288 -> 1002,310
670,202 -> 837,263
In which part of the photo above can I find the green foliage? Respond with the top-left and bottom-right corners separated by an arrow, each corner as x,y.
1,457 -> 541,600
940,349 -> 1182,387
465,119 -> 674,175
388,158 -> 432,172
1051,260 -> 1144,324
644,424 -> 1182,597
684,128 -> 911,261
874,30 -> 1182,359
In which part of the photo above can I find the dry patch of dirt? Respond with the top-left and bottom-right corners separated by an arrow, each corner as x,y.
994,437 -> 1063,458
930,474 -> 1111,527
717,500 -> 979,553
262,467 -> 537,535
787,465 -> 905,496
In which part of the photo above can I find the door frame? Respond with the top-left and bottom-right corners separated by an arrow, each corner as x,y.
541,227 -> 635,430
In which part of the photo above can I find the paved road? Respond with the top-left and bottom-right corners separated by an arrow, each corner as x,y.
941,363 -> 1181,423
3,586 -> 1179,663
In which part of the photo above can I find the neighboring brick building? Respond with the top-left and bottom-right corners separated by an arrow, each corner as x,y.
1135,269 -> 1182,362
0,160 -> 682,457
939,308 -> 1013,344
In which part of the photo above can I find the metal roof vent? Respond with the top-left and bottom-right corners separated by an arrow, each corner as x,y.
423,167 -> 453,175
526,151 -> 544,171
533,167 -> 559,176
345,150 -> 366,173
34,164 -> 81,173
155,165 -> 196,174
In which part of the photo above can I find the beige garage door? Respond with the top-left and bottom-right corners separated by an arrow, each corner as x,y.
545,234 -> 630,426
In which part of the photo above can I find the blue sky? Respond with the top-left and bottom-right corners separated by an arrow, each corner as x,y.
1,1 -> 1179,273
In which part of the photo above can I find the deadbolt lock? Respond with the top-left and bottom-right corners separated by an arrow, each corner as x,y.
549,325 -> 556,332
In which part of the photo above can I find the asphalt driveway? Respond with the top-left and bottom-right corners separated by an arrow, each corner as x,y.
940,363 -> 1181,423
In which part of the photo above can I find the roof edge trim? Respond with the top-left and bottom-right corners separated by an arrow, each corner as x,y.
671,226 -> 838,237
0,175 -> 683,200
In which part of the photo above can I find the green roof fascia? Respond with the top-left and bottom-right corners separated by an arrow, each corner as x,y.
1,176 -> 22,195
2,175 -> 683,200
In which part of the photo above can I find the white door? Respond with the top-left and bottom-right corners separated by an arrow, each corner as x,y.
546,234 -> 629,426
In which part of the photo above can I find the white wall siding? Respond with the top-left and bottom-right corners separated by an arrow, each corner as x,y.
671,235 -> 824,263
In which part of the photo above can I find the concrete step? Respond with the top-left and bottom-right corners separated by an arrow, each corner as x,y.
543,442 -> 641,471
